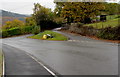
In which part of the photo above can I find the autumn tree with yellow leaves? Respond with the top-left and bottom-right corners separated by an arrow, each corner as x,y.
54,2 -> 105,23
2,19 -> 24,29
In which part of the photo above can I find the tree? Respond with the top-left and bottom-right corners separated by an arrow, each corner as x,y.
54,2 -> 105,23
104,3 -> 120,15
32,3 -> 55,30
2,19 -> 24,29
25,17 -> 37,26
54,2 -> 64,17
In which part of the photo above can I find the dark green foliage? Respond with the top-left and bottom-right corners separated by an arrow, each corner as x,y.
2,27 -> 21,37
39,20 -> 59,30
97,26 -> 120,40
7,27 -> 21,36
115,15 -> 120,18
21,26 -> 34,34
2,26 -> 34,38
32,3 -> 59,30
32,26 -> 41,34
65,22 -> 120,40
2,30 -> 9,38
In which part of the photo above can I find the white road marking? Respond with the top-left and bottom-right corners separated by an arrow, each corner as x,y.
68,40 -> 118,46
2,52 -> 5,77
26,53 -> 58,77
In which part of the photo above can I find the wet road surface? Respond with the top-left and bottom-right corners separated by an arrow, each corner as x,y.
2,31 -> 118,75
2,44 -> 52,75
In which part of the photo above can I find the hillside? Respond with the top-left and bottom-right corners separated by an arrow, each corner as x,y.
0,10 -> 30,26
1,10 -> 29,17
86,18 -> 120,29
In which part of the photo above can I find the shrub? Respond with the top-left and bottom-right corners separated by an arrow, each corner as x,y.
115,15 -> 120,18
7,27 -> 21,36
68,23 -> 97,36
21,26 -> 34,34
33,3 -> 55,30
77,22 -> 84,27
54,17 -> 66,24
2,27 -> 21,37
2,19 -> 24,29
25,17 -> 37,26
32,26 -> 41,34
97,26 -> 120,40
2,30 -> 9,38
2,26 -> 35,38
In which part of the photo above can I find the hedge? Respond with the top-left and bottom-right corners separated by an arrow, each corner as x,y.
7,27 -> 21,36
63,23 -> 120,40
97,26 -> 120,40
2,26 -> 35,38
21,26 -> 34,34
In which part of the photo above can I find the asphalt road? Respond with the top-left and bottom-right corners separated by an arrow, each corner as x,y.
2,31 -> 118,75
2,44 -> 52,76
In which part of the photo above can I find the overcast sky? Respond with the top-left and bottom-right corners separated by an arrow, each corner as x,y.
0,0 -> 120,15
0,0 -> 55,15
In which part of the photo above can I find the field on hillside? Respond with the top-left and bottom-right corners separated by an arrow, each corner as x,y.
2,17 -> 26,26
86,18 -> 119,29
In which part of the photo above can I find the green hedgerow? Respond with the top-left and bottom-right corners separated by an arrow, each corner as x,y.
32,26 -> 41,34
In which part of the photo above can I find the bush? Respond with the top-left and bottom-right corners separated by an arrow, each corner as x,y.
2,26 -> 35,38
115,15 -> 120,18
33,3 -> 55,30
8,27 -> 21,36
2,30 -> 9,38
77,22 -> 84,27
97,26 -> 120,40
21,26 -> 34,34
54,17 -> 66,24
2,27 -> 21,38
32,26 -> 41,34
25,17 -> 37,26
68,23 -> 97,36
2,19 -> 24,29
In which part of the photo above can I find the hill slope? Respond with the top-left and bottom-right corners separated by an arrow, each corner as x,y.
1,10 -> 29,17
0,10 -> 30,26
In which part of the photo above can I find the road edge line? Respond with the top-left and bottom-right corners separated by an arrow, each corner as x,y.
26,53 -> 58,77
2,43 -> 59,77
2,51 -> 5,77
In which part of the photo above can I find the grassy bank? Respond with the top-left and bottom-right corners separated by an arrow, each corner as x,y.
28,30 -> 68,41
86,18 -> 119,29
106,15 -> 119,20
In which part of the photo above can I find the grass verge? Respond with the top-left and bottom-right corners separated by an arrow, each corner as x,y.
28,30 -> 68,41
86,18 -> 119,29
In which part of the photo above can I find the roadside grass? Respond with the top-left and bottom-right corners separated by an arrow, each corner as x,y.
0,50 -> 2,76
28,30 -> 68,41
106,15 -> 119,20
85,18 -> 119,29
